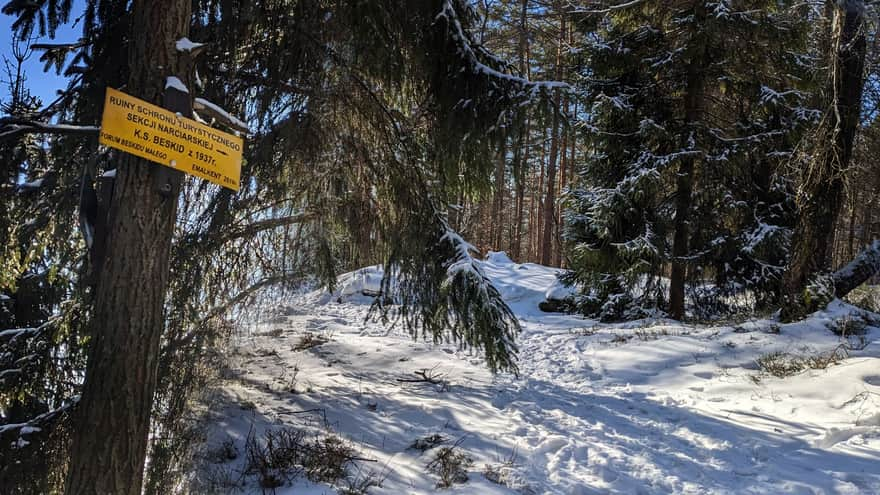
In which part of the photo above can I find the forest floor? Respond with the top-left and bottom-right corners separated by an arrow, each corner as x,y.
194,255 -> 880,494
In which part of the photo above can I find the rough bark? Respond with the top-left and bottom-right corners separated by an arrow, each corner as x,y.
491,138 -> 507,248
833,240 -> 880,298
540,9 -> 564,267
668,14 -> 708,320
512,120 -> 528,260
511,0 -> 530,261
534,127 -> 546,261
781,0 -> 866,317
64,0 -> 191,493
541,100 -> 560,266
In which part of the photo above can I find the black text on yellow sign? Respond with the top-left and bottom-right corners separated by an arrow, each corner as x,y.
99,87 -> 243,191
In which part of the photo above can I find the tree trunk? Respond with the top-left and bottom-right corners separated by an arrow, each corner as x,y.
833,240 -> 880,298
668,17 -> 708,320
65,1 -> 191,493
541,101 -> 560,266
491,138 -> 507,248
535,127 -> 546,261
540,9 -> 564,267
555,93 -> 569,268
511,0 -> 530,261
512,121 -> 527,260
781,0 -> 866,317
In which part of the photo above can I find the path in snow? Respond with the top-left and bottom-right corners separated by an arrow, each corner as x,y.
196,256 -> 880,494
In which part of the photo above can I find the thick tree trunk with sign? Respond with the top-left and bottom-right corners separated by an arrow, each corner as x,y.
64,0 -> 191,493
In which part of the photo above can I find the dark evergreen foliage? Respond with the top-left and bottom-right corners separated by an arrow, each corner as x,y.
564,0 -> 815,320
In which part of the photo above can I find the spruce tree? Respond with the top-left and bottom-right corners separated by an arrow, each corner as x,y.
564,0 -> 813,320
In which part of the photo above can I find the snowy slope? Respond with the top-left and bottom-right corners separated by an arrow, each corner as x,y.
195,255 -> 880,494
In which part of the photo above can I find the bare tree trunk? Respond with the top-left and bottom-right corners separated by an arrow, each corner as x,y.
65,1 -> 191,493
535,127 -> 546,261
668,12 -> 708,320
555,94 -> 569,268
781,0 -> 866,318
541,102 -> 560,266
847,196 -> 857,263
541,8 -> 564,267
491,138 -> 507,248
512,119 -> 529,260
511,0 -> 530,261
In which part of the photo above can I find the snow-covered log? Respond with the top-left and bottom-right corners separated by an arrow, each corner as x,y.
833,240 -> 880,298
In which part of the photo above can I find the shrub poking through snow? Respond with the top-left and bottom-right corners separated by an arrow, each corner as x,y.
827,315 -> 869,337
408,433 -> 447,452
426,437 -> 473,488
208,439 -> 238,463
338,467 -> 386,495
243,427 -> 366,489
303,436 -> 359,482
846,284 -> 880,313
483,448 -> 520,489
293,332 -> 329,351
244,427 -> 307,488
755,346 -> 849,379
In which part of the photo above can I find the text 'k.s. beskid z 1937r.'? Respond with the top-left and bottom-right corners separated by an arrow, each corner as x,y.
98,87 -> 243,191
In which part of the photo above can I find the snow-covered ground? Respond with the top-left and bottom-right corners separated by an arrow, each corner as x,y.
195,255 -> 880,494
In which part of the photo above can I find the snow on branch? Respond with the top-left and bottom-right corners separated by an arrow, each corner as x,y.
193,97 -> 249,134
372,211 -> 520,373
175,37 -> 205,54
435,0 -> 569,96
0,117 -> 99,142
566,0 -> 648,15
0,402 -> 75,451
165,76 -> 189,94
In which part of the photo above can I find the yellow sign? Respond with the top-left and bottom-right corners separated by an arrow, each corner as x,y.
99,87 -> 243,191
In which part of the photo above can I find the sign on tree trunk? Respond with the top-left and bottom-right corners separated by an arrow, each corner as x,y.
99,87 -> 243,191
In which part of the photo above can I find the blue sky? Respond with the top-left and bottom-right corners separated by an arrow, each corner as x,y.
0,3 -> 84,106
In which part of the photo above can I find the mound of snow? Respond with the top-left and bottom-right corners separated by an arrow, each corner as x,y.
544,278 -> 576,301
335,266 -> 383,299
485,250 -> 515,265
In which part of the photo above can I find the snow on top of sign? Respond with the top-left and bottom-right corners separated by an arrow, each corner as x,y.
165,76 -> 189,94
194,97 -> 248,133
101,169 -> 116,178
175,37 -> 204,53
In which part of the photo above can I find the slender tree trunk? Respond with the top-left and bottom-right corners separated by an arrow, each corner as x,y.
555,94 -> 569,268
511,0 -> 530,261
541,9 -> 564,267
541,102 -> 560,266
847,196 -> 857,263
668,9 -> 708,320
535,127 -> 546,261
491,138 -> 507,248
65,1 -> 191,493
781,0 -> 866,316
513,119 -> 529,260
